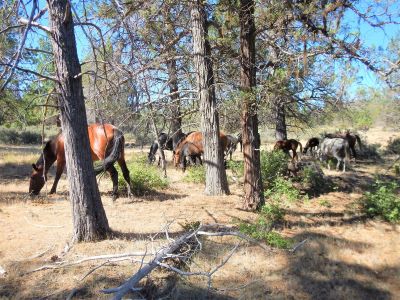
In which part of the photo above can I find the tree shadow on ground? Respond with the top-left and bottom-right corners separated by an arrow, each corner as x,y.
282,209 -> 369,229
280,231 -> 397,299
117,190 -> 189,203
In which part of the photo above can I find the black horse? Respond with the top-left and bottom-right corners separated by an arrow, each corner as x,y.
303,137 -> 320,156
147,131 -> 188,165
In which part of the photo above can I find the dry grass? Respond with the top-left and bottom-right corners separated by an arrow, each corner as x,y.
1,127 -> 399,299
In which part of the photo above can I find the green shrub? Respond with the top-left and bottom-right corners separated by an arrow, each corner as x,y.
361,180 -> 400,223
260,150 -> 288,189
260,202 -> 285,223
19,131 -> 42,144
226,160 -> 244,177
265,177 -> 302,202
386,138 -> 400,155
184,165 -> 206,184
117,155 -> 168,195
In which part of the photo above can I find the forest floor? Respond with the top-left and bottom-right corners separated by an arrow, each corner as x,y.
0,128 -> 399,299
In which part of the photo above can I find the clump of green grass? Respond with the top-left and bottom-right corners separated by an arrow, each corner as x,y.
361,179 -> 400,223
238,202 -> 292,249
319,199 -> 332,208
183,165 -> 206,184
117,154 -> 168,196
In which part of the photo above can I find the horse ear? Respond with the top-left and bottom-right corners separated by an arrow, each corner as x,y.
32,163 -> 38,171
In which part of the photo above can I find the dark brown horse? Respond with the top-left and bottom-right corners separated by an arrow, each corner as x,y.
173,131 -> 228,171
274,139 -> 303,162
29,124 -> 132,200
303,137 -> 320,155
325,131 -> 362,159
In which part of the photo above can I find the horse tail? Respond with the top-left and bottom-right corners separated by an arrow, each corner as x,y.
94,129 -> 124,175
298,141 -> 303,155
355,134 -> 362,150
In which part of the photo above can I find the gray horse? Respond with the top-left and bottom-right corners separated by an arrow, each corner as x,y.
319,137 -> 351,172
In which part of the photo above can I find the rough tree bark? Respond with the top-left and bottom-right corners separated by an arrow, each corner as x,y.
191,0 -> 229,196
167,58 -> 182,141
240,0 -> 264,210
275,100 -> 287,140
47,0 -> 110,241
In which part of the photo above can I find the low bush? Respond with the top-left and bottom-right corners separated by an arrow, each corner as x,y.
300,164 -> 333,196
183,165 -> 206,184
0,127 -> 42,144
361,179 -> 400,223
386,138 -> 400,155
117,154 -> 168,195
260,150 -> 288,189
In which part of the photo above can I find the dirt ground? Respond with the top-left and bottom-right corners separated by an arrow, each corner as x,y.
0,129 -> 399,299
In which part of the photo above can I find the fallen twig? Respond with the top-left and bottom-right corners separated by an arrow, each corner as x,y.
289,238 -> 308,253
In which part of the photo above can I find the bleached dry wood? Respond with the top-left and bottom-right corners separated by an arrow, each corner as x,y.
101,224 -> 263,300
101,228 -> 200,300
23,252 -> 151,275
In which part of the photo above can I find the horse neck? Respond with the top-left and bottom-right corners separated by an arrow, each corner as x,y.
37,143 -> 57,174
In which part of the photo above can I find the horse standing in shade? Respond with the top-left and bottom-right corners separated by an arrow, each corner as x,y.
319,137 -> 351,172
173,131 -> 229,172
29,124 -> 133,200
303,137 -> 320,156
325,131 -> 362,159
273,139 -> 303,162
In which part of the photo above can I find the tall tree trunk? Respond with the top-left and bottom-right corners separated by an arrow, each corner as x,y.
240,0 -> 264,210
167,58 -> 182,142
47,0 -> 110,242
275,100 -> 287,140
191,0 -> 229,196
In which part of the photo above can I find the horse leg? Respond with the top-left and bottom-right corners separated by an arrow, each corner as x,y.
118,158 -> 133,198
292,150 -> 297,163
197,155 -> 203,165
50,161 -> 65,194
107,165 -> 119,201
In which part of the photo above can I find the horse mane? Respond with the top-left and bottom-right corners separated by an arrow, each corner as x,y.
36,138 -> 57,167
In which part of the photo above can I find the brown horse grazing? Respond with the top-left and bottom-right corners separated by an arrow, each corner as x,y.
325,131 -> 362,159
173,131 -> 228,171
274,139 -> 303,162
29,124 -> 133,200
